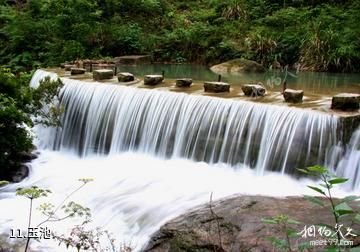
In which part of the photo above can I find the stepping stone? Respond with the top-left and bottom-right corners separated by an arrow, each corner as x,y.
331,93 -> 360,111
283,89 -> 304,103
93,69 -> 114,80
204,81 -> 230,93
176,78 -> 193,87
144,75 -> 164,85
70,68 -> 86,75
242,84 -> 266,97
64,64 -> 76,71
117,72 -> 135,82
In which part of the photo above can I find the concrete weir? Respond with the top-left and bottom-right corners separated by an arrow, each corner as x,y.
31,69 -> 360,185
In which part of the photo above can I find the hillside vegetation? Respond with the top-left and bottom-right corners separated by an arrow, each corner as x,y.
1,0 -> 360,72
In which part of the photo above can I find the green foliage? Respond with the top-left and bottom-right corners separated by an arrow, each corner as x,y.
299,166 -> 360,250
0,69 -> 33,181
0,69 -> 64,181
264,166 -> 359,251
16,186 -> 51,199
16,180 -> 133,252
30,76 -> 64,127
299,166 -> 359,221
262,214 -> 304,252
1,0 -> 360,70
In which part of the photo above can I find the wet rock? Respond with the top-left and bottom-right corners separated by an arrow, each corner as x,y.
283,89 -> 304,103
210,58 -> 265,74
144,195 -> 360,252
11,164 -> 29,183
204,81 -> 230,93
70,68 -> 86,75
117,72 -> 135,82
242,84 -> 266,97
331,93 -> 360,111
144,75 -> 164,85
19,151 -> 38,162
64,64 -> 76,71
93,69 -> 114,80
176,78 -> 193,87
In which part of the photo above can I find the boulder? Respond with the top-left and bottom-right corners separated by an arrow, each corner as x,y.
70,68 -> 86,75
64,64 -> 76,71
144,75 -> 164,85
176,78 -> 193,87
283,89 -> 304,103
204,81 -> 230,93
210,58 -> 266,74
242,84 -> 266,97
11,164 -> 29,183
144,195 -> 360,252
93,69 -> 114,80
117,72 -> 135,82
331,93 -> 360,111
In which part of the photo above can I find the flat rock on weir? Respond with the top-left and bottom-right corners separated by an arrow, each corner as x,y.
64,64 -> 76,71
144,75 -> 164,85
331,93 -> 360,111
117,72 -> 135,82
115,55 -> 151,65
283,88 -> 304,103
204,81 -> 230,93
70,68 -> 86,75
176,78 -> 193,87
242,84 -> 266,97
144,195 -> 360,252
93,69 -> 114,80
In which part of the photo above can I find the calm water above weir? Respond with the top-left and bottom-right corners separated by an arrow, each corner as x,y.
117,64 -> 360,95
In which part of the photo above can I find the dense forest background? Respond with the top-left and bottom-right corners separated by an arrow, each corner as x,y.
1,0 -> 360,72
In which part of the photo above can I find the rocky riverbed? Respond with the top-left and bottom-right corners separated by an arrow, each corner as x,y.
144,195 -> 360,252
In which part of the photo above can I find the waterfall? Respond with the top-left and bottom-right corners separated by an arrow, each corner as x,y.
30,71 -> 344,176
29,69 -> 58,88
335,127 -> 360,189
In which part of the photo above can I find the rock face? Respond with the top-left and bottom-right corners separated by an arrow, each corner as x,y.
93,69 -> 114,80
144,75 -> 164,85
144,195 -> 360,252
70,68 -> 86,75
204,81 -> 230,93
176,78 -> 193,87
118,72 -> 135,82
210,59 -> 266,74
283,89 -> 304,103
242,84 -> 266,97
331,93 -> 360,111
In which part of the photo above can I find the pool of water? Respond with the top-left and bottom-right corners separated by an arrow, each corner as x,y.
117,64 -> 360,95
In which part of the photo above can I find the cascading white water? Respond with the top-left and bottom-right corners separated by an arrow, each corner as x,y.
335,127 -> 360,189
29,69 -> 58,89
49,78 -> 339,175
0,70 -> 359,252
